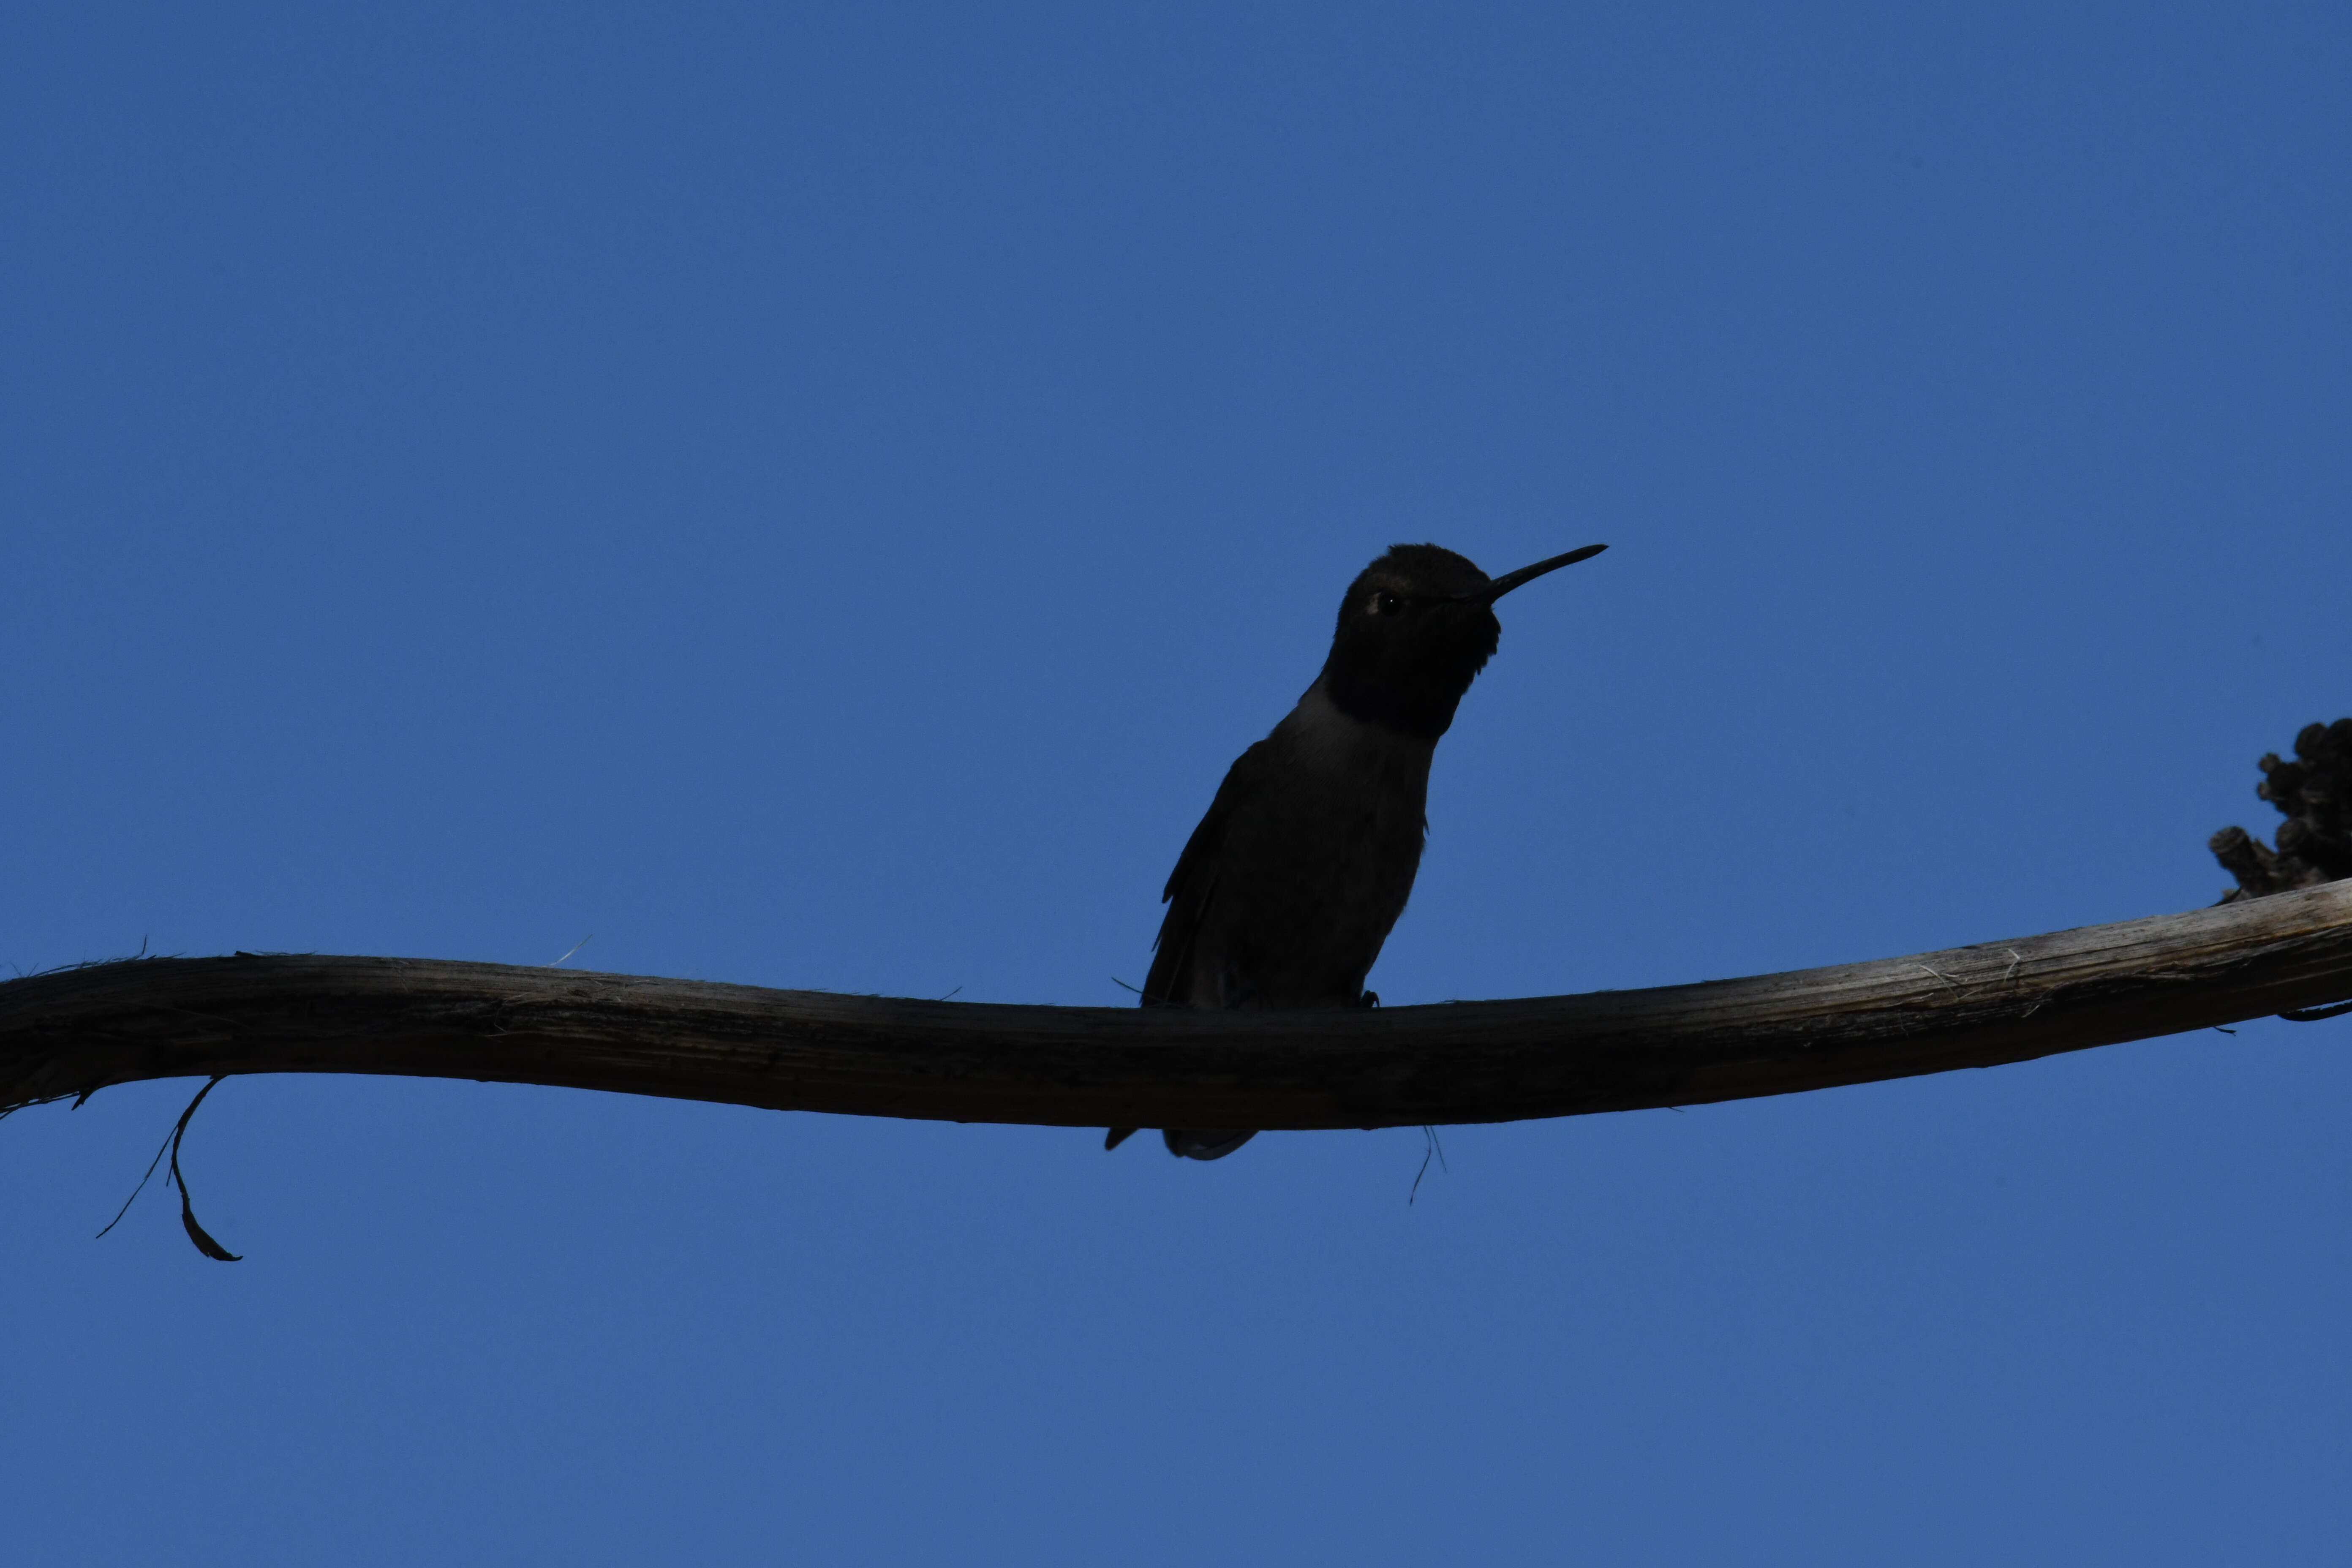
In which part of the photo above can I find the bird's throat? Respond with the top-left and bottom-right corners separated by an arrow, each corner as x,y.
1321,659 -> 1467,740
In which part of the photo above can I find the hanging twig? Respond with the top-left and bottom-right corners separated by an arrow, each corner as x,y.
94,1075 -> 241,1260
1408,1126 -> 1448,1205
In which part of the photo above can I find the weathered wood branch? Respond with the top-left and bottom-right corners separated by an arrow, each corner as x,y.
5,880 -> 2349,1132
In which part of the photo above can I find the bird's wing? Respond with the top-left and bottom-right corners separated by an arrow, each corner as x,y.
1141,740 -> 1268,1008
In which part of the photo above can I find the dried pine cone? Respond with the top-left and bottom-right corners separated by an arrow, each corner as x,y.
2212,718 -> 2352,902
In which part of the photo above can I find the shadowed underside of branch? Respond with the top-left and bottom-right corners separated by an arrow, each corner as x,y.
4,881 -> 2349,1132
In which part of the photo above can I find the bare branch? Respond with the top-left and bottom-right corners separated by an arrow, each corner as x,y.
6,882 -> 2350,1132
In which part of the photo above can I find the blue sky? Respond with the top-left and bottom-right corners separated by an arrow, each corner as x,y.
5,4 -> 2349,1562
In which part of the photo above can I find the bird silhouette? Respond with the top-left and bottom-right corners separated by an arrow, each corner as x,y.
1109,541 -> 1606,1159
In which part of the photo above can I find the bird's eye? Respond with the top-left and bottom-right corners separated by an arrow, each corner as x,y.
1369,591 -> 1403,616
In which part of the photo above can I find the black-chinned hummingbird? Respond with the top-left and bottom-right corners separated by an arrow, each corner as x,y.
1108,540 -> 1608,1160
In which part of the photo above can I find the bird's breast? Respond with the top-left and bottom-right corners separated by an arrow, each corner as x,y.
1194,680 -> 1435,1007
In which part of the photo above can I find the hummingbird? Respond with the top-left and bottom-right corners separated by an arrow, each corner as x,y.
1108,540 -> 1608,1160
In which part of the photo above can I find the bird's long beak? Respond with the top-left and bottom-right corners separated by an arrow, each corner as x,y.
1472,543 -> 1608,602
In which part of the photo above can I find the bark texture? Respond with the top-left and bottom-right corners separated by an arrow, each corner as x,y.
6,880 -> 2351,1132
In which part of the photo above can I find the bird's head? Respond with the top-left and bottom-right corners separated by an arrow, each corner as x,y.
1321,542 -> 1606,738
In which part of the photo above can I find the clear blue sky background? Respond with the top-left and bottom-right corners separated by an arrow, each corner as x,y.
5,5 -> 2349,1562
